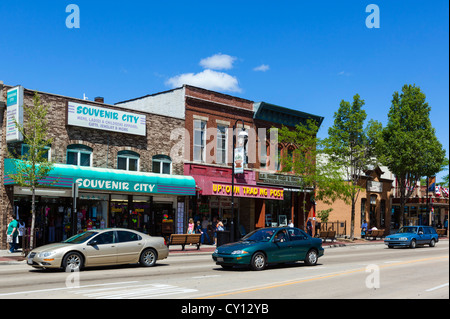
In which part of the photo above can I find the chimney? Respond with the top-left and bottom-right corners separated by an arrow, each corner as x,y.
94,96 -> 104,103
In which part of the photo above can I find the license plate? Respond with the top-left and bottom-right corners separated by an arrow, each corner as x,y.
217,257 -> 224,262
27,258 -> 33,265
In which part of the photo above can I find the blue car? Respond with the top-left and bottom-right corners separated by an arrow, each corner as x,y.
384,226 -> 439,249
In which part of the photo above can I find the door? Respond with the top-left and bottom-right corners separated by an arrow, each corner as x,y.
287,228 -> 311,261
116,230 -> 144,264
417,227 -> 428,244
269,229 -> 295,262
84,231 -> 117,266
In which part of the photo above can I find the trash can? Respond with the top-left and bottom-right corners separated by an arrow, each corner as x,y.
216,230 -> 231,247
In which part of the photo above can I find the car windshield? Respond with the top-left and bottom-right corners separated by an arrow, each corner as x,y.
242,229 -> 276,242
398,227 -> 417,234
63,231 -> 98,244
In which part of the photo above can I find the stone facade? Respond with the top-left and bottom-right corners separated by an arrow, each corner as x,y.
0,84 -> 185,249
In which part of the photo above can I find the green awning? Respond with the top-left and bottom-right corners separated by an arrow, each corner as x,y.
4,159 -> 195,196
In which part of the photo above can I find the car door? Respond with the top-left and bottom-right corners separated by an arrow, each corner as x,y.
268,229 -> 294,263
417,227 -> 427,244
116,230 -> 144,264
287,228 -> 311,261
84,231 -> 117,266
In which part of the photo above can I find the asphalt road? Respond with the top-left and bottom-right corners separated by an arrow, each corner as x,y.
0,241 -> 448,301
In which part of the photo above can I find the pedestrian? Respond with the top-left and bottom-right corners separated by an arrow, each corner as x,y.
6,214 -> 19,253
187,218 -> 195,234
18,219 -> 26,248
444,218 -> 448,231
361,220 -> 368,239
195,220 -> 202,235
306,218 -> 313,236
288,220 -> 294,227
201,216 -> 211,244
214,219 -> 224,245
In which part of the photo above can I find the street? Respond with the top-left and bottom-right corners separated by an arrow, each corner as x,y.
0,241 -> 448,300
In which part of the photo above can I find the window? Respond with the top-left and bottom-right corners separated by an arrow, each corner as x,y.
117,151 -> 139,171
288,228 -> 308,241
152,155 -> 172,174
67,144 -> 92,167
21,144 -> 51,161
90,231 -> 115,245
193,120 -> 206,162
216,125 -> 227,164
117,231 -> 142,243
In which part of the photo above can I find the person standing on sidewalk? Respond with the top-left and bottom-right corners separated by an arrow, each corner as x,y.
6,215 -> 19,253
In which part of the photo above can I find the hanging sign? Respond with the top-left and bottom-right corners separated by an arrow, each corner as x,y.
6,86 -> 24,143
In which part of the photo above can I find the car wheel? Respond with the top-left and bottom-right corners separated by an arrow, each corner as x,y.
250,252 -> 267,271
140,248 -> 157,267
410,239 -> 417,249
304,249 -> 318,266
62,251 -> 83,271
429,239 -> 436,247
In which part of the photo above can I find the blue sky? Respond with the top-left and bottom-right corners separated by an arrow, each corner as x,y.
1,1 -> 448,181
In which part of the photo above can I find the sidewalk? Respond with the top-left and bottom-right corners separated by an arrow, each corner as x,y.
1,237 -> 447,263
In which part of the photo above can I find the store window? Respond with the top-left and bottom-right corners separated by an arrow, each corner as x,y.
117,150 -> 139,171
152,155 -> 172,174
22,144 -> 51,161
216,125 -> 228,164
193,119 -> 207,162
67,144 -> 92,167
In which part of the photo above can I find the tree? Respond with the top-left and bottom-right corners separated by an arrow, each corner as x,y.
378,84 -> 446,226
277,119 -> 353,229
7,92 -> 54,249
322,94 -> 381,240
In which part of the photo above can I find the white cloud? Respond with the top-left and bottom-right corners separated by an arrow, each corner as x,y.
166,69 -> 242,93
199,53 -> 237,70
253,64 -> 270,72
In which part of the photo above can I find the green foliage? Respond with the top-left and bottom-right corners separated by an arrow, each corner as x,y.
378,84 -> 446,225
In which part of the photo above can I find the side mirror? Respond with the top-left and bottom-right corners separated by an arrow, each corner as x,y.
273,238 -> 281,243
88,240 -> 98,246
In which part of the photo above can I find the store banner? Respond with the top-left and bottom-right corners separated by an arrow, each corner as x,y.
67,101 -> 146,136
212,182 -> 284,200
6,86 -> 24,143
234,147 -> 245,174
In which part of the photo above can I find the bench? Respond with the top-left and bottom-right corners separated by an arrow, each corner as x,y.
436,229 -> 447,237
366,229 -> 385,240
319,230 -> 336,242
167,234 -> 202,250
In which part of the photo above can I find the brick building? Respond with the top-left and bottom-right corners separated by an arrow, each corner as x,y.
0,82 -> 195,249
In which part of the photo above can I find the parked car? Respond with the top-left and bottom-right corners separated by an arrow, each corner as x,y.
27,228 -> 169,271
212,227 -> 324,270
384,226 -> 439,249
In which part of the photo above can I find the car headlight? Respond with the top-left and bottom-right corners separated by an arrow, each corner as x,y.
38,251 -> 56,258
399,237 -> 408,241
214,249 -> 219,254
231,250 -> 249,255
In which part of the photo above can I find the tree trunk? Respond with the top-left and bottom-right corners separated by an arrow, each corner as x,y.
30,186 -> 36,249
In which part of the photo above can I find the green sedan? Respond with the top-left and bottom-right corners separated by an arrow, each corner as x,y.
212,227 -> 324,270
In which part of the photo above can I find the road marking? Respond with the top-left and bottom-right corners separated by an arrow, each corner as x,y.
0,281 -> 139,297
192,275 -> 221,279
199,255 -> 449,299
426,283 -> 449,292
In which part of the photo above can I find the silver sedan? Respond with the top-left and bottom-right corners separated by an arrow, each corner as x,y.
27,228 -> 169,271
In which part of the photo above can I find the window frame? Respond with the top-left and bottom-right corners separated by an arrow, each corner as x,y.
216,124 -> 228,165
152,155 -> 172,175
66,144 -> 93,167
117,150 -> 140,172
193,119 -> 207,163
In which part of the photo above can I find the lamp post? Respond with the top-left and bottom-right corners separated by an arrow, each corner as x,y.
231,120 -> 248,242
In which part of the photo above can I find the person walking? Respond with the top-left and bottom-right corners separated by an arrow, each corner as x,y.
187,218 -> 195,234
6,214 -> 19,253
201,216 -> 211,244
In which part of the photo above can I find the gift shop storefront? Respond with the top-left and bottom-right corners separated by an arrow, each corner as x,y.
185,163 -> 284,235
4,159 -> 195,246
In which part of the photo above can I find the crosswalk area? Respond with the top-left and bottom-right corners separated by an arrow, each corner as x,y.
69,282 -> 198,299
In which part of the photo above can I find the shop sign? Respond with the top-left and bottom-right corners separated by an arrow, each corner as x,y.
259,172 -> 303,186
67,101 -> 146,136
75,177 -> 156,194
367,181 -> 383,193
212,182 -> 284,200
6,86 -> 24,143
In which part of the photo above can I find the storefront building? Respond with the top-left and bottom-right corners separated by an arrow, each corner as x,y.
116,85 -> 326,237
0,83 -> 194,249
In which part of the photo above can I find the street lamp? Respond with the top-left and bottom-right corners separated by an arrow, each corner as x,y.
231,120 -> 248,242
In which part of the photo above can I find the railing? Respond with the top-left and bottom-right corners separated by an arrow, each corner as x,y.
319,221 -> 347,237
